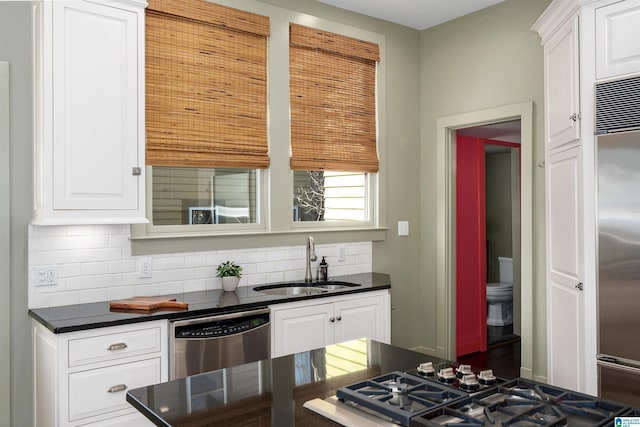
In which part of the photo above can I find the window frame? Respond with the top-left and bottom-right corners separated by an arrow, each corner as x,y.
130,0 -> 387,252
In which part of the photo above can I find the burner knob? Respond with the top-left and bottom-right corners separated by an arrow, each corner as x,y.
478,369 -> 497,385
459,374 -> 480,391
456,364 -> 473,379
437,367 -> 456,383
417,362 -> 435,376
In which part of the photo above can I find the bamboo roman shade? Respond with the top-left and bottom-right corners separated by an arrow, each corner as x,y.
145,0 -> 270,169
289,24 -> 380,173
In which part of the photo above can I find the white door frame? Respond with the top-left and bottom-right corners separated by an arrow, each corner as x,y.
435,101 -> 534,379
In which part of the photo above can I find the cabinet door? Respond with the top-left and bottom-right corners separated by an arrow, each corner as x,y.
596,0 -> 640,80
334,295 -> 386,344
272,303 -> 333,358
544,16 -> 581,151
546,146 -> 584,391
51,1 -> 140,211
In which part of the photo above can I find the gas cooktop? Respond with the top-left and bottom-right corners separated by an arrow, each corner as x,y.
306,364 -> 632,427
410,378 -> 629,427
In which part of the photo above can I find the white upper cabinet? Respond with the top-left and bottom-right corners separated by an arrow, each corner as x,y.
33,0 -> 147,225
543,16 -> 581,151
596,0 -> 640,80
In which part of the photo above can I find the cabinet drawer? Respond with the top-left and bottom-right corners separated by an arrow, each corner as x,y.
69,357 -> 161,422
77,411 -> 156,427
68,327 -> 161,367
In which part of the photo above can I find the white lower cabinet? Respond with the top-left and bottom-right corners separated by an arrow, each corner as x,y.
33,320 -> 168,427
270,290 -> 390,358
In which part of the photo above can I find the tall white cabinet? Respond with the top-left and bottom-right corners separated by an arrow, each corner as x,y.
534,0 -> 640,395
33,0 -> 147,225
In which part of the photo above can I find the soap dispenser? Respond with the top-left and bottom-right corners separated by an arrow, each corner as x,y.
319,256 -> 328,281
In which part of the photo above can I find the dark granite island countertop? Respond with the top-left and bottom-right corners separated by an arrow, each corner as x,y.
29,272 -> 390,334
127,339 -> 448,426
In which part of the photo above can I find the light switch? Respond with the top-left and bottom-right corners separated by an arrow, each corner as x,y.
398,221 -> 409,236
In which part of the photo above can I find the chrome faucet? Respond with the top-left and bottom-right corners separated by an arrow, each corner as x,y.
305,236 -> 317,283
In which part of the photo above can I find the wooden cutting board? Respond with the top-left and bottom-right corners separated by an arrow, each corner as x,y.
109,296 -> 188,312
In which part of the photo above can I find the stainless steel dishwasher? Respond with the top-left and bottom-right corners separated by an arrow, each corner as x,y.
169,307 -> 270,380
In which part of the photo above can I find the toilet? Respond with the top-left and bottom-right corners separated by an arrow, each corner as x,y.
486,256 -> 513,326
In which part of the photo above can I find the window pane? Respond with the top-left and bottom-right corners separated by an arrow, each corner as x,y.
152,167 -> 258,225
293,171 -> 367,222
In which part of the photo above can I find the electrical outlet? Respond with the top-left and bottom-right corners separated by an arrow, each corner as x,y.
139,257 -> 153,279
35,265 -> 58,287
337,245 -> 346,262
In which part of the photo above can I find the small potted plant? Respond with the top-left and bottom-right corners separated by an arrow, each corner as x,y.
216,261 -> 243,292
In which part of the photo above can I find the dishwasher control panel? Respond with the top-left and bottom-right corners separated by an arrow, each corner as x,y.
175,311 -> 269,338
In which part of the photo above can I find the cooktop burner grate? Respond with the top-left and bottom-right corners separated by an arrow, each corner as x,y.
410,378 -> 630,427
336,371 -> 468,426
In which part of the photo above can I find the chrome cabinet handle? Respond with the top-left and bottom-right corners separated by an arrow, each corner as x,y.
570,113 -> 579,122
329,317 -> 335,323
107,342 -> 128,351
575,282 -> 583,291
107,384 -> 128,393
336,315 -> 342,322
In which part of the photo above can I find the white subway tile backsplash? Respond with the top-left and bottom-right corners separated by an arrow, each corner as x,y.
185,254 -> 207,268
107,286 -> 135,301
95,248 -> 123,262
94,274 -> 123,288
65,276 -> 95,291
28,224 -> 373,308
77,289 -> 110,304
50,292 -> 80,307
183,279 -> 207,293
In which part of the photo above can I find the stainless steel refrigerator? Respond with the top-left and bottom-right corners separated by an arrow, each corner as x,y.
596,75 -> 640,407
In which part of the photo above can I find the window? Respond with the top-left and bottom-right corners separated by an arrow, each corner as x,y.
145,0 -> 269,227
289,24 -> 379,224
133,1 -> 387,247
152,167 -> 258,226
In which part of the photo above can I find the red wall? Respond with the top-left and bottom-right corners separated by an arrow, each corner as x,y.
455,134 -> 487,357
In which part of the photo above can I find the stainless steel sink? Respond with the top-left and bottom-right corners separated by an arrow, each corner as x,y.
253,281 -> 360,296
253,286 -> 328,296
312,281 -> 361,290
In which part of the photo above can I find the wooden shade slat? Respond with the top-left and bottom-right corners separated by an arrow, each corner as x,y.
290,23 -> 379,62
290,25 -> 379,173
147,0 -> 269,37
146,2 -> 269,169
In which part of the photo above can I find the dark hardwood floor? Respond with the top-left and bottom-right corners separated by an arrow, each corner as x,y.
456,325 -> 521,379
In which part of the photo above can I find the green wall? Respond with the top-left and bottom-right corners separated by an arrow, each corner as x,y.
0,2 -> 33,426
486,152 -> 514,283
418,0 -> 550,377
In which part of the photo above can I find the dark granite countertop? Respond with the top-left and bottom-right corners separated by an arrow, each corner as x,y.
127,338 -> 448,427
28,272 -> 390,333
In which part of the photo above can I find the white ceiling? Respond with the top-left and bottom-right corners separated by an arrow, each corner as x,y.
317,0 -> 507,30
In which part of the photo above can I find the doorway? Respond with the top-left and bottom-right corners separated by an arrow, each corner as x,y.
434,101 -> 534,379
454,129 -> 521,358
